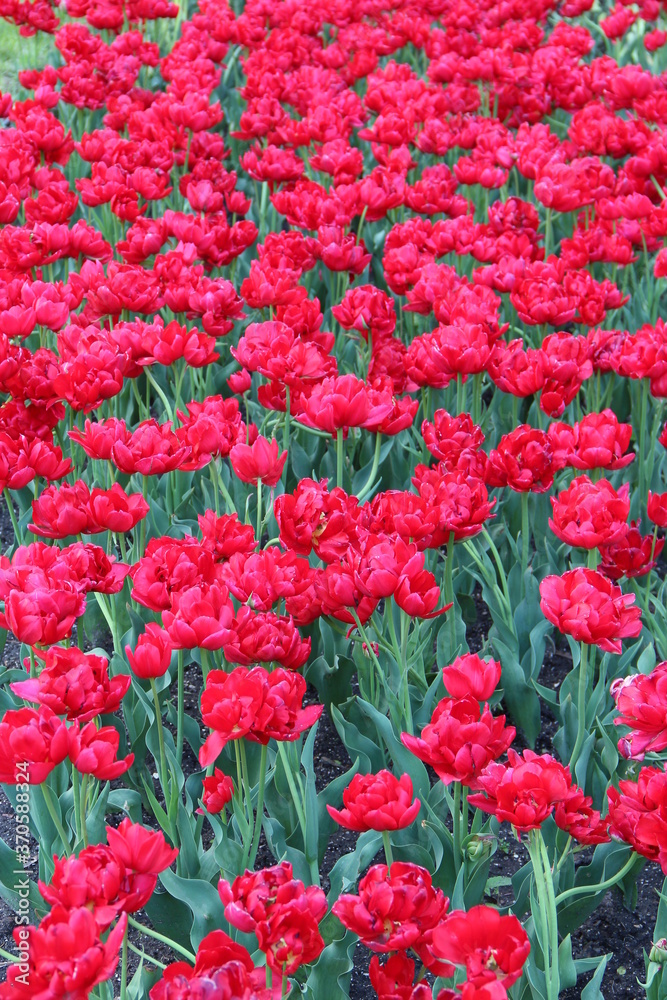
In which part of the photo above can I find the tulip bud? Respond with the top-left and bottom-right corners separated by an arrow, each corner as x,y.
649,939 -> 667,964
466,834 -> 495,863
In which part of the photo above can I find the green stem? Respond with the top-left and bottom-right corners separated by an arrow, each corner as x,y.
79,773 -> 90,847
248,743 -> 268,869
127,941 -> 166,969
150,679 -> 168,797
350,609 -> 384,702
521,491 -> 530,585
554,852 -> 637,906
646,524 -> 660,608
127,916 -> 196,963
399,609 -> 413,735
41,782 -> 72,855
256,482 -> 263,543
639,378 -> 649,509
481,528 -> 513,619
3,489 -> 22,547
445,531 -> 457,654
381,830 -> 394,866
455,373 -> 464,414
452,782 -> 462,874
544,206 -> 552,259
239,739 -> 253,828
283,386 -> 290,456
356,433 -> 382,503
72,768 -> 82,845
120,923 -> 129,1000
0,946 -> 19,963
145,368 -> 174,425
472,373 -> 482,426
277,741 -> 308,842
461,786 -> 469,849
539,835 -> 560,1000
233,740 -> 246,823
528,830 -> 556,1000
569,642 -> 590,772
336,428 -> 344,489
211,460 -> 237,515
176,650 -> 184,766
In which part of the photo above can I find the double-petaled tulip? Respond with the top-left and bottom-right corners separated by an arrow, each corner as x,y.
467,749 -> 571,831
125,623 -> 173,679
223,606 -> 311,670
162,582 -> 235,650
539,568 -> 642,653
296,374 -> 394,435
105,819 -> 179,913
0,585 -> 87,647
567,410 -> 634,471
369,953 -> 420,1000
39,845 -> 125,930
327,770 -> 421,831
149,931 -> 268,1000
68,720 -> 134,781
198,510 -> 257,562
401,696 -> 515,788
431,906 -> 530,989
229,434 -> 287,487
442,654 -> 502,702
554,785 -> 610,845
0,706 -> 69,784
30,480 -> 149,538
485,425 -> 554,493
549,475 -> 629,550
611,662 -> 667,760
198,769 -> 235,815
218,863 -> 326,975
607,767 -> 667,872
598,521 -> 664,580
199,666 -> 322,766
421,409 -> 485,469
648,491 -> 667,528
10,646 -> 130,722
0,906 -> 127,1000
332,862 -> 450,974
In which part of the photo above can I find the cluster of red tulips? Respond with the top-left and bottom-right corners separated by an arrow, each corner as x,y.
1,0 -> 667,997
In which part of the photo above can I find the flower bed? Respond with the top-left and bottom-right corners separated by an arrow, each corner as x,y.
0,0 -> 667,998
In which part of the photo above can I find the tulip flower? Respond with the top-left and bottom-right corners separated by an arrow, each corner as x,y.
327,770 -> 421,832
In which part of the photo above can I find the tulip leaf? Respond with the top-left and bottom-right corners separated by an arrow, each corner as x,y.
159,867 -> 228,951
356,697 -> 431,802
331,701 -> 385,773
581,954 -> 609,1000
327,830 -> 382,903
303,913 -> 357,1000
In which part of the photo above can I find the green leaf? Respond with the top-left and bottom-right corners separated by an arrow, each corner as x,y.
159,868 -> 228,951
327,830 -> 382,903
356,698 -> 430,803
581,954 -> 610,1000
316,758 -> 360,864
0,836 -> 42,913
303,913 -> 357,1000
558,934 -> 577,990
331,701 -> 384,773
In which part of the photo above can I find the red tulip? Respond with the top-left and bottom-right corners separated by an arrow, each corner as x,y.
229,434 -> 287,487
539,568 -> 642,653
327,770 -> 421,832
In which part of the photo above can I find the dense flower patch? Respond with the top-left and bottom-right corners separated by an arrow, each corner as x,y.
1,0 -> 667,997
